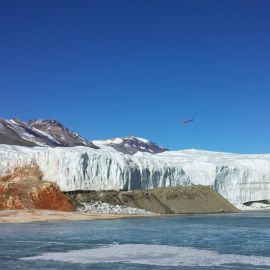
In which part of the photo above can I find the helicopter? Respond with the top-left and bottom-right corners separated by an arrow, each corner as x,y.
183,119 -> 194,125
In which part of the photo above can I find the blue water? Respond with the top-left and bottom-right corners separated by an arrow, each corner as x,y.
1,212 -> 270,269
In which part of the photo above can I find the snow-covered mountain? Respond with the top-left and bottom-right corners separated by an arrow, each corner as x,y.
0,118 -> 98,148
0,118 -> 168,154
1,144 -> 270,207
93,136 -> 168,155
1,118 -> 269,207
28,119 -> 98,148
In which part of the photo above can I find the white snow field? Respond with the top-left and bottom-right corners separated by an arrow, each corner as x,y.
237,202 -> 270,210
0,144 -> 270,207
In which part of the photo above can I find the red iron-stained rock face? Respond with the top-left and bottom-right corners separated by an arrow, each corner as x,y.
28,183 -> 75,211
0,164 -> 75,211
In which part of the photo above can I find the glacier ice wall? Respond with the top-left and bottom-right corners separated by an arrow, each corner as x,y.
0,144 -> 270,206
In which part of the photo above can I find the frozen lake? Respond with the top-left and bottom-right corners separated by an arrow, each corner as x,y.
1,212 -> 270,269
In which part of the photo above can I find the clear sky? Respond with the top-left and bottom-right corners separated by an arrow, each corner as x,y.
1,0 -> 270,153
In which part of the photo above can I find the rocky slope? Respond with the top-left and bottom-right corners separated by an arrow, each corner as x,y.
28,119 -> 98,148
1,144 -> 270,207
0,164 -> 75,211
69,186 -> 238,214
0,118 -> 98,148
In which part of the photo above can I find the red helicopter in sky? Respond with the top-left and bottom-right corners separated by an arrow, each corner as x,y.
183,119 -> 194,125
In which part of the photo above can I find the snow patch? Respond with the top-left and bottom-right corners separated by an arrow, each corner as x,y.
133,136 -> 149,143
21,244 -> 270,267
93,138 -> 123,145
238,202 -> 270,211
32,127 -> 59,143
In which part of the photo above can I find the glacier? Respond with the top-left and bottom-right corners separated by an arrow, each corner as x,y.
0,144 -> 270,206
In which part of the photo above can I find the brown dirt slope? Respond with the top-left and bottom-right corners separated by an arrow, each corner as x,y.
68,186 -> 238,214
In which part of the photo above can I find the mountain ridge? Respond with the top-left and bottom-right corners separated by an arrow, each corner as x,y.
0,118 -> 168,155
93,135 -> 168,155
0,118 -> 98,149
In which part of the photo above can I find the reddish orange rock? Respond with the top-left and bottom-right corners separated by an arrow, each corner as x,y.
29,183 -> 75,211
0,164 -> 75,211
6,195 -> 25,209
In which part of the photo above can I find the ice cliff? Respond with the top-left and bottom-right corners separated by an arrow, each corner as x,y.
0,144 -> 270,206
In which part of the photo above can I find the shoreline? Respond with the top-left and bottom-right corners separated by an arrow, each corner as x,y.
0,209 -> 245,224
0,209 -> 158,224
1,208 -> 268,224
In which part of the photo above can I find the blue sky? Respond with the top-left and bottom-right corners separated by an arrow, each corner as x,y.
1,0 -> 270,153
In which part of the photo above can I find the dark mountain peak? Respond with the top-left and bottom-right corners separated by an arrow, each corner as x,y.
29,119 -> 98,148
28,119 -> 64,129
0,118 -> 98,149
93,135 -> 168,155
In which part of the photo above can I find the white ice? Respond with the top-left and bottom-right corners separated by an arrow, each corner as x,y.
21,244 -> 270,267
1,144 -> 270,206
